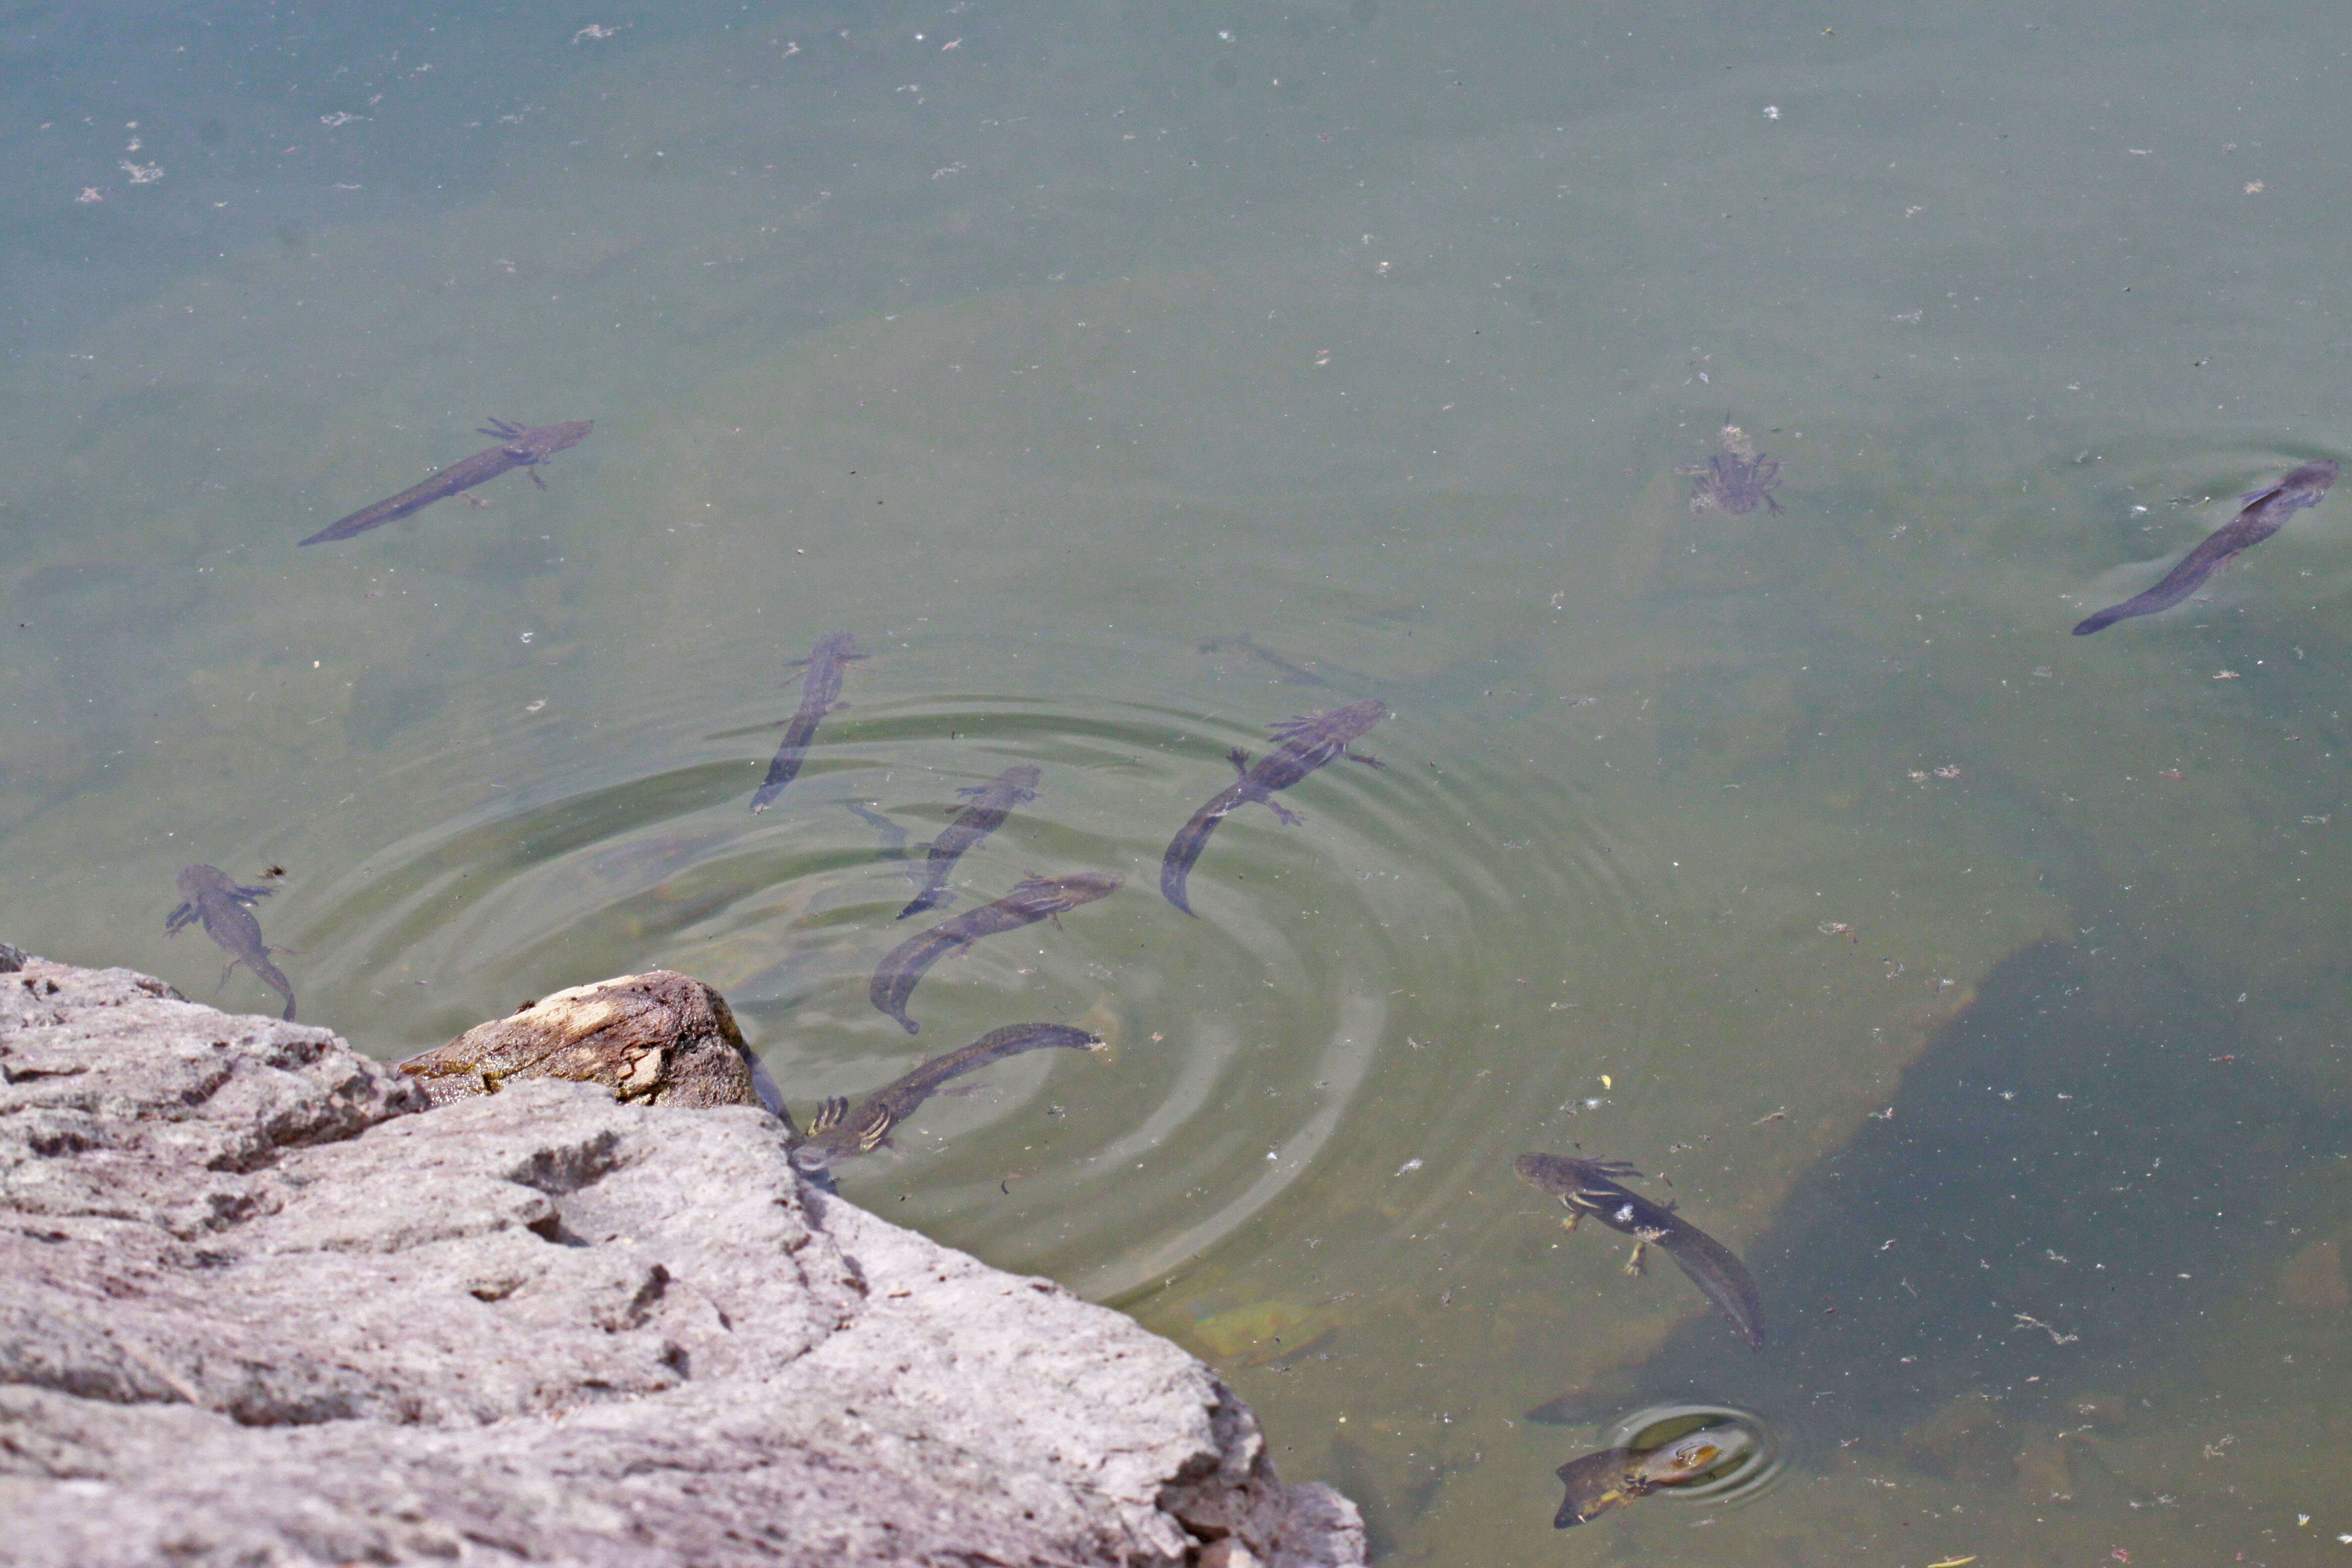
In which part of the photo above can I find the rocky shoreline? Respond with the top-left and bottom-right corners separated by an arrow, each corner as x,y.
0,948 -> 1364,1568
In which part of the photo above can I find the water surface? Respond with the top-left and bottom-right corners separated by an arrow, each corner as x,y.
6,0 -> 2352,1562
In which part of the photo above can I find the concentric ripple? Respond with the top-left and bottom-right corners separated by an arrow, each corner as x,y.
1595,1403 -> 1788,1511
288,633 -> 1660,1298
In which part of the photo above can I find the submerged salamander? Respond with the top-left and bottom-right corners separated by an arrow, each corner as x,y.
899,763 -> 1042,919
165,864 -> 296,1021
751,631 -> 863,813
1194,633 -> 1337,688
298,417 -> 592,545
869,871 -> 1124,1034
1674,418 -> 1782,517
1159,697 -> 1387,916
1516,1152 -> 1766,1350
788,1022 -> 1103,1177
1552,1423 -> 1755,1528
843,801 -> 925,886
2074,458 -> 2340,635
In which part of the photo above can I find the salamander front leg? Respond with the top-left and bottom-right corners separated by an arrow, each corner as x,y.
1623,1225 -> 1669,1276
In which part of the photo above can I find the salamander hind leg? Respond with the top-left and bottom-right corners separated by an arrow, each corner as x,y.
1269,800 -> 1304,827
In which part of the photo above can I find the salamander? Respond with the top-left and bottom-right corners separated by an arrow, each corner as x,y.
899,763 -> 1042,919
751,631 -> 863,813
1194,633 -> 1336,687
1159,697 -> 1386,915
2074,458 -> 2339,635
843,801 -> 925,886
868,870 -> 1123,1033
1674,418 -> 1781,516
787,1022 -> 1103,1176
299,417 -> 592,544
1552,1422 -> 1755,1527
165,864 -> 295,1021
1516,1151 -> 1766,1350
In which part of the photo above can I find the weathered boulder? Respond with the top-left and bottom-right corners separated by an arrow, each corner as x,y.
395,969 -> 767,1111
0,952 -> 1364,1568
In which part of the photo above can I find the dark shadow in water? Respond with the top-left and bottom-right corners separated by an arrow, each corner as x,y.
1325,1436 -> 1404,1562
1569,937 -> 2351,1461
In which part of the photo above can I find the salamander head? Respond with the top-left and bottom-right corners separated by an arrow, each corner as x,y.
1271,697 -> 1388,744
1514,1151 -> 1579,1197
1011,870 -> 1126,911
1516,1151 -> 1639,1198
790,1124 -> 877,1177
530,419 -> 594,457
1631,1423 -> 1755,1488
175,864 -> 234,900
2260,457 -> 2340,501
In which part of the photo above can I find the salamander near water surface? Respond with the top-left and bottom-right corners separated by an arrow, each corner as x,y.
899,763 -> 1042,919
1159,697 -> 1387,915
2074,458 -> 2340,635
751,631 -> 863,813
788,1022 -> 1103,1177
165,865 -> 296,1021
1551,1422 -> 1755,1527
299,417 -> 591,544
1516,1151 -> 1765,1350
868,870 -> 1124,1034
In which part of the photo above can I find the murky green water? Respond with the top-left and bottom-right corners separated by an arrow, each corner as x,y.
7,0 -> 2352,1561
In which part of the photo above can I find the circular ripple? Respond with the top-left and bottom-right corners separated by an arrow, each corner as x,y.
1596,1403 -> 1788,1510
290,631 -> 1658,1298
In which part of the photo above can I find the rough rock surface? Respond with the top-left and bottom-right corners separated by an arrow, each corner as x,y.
395,969 -> 766,1112
0,953 -> 1364,1568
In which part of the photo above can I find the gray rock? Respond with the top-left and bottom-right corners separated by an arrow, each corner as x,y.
0,954 -> 1364,1568
394,969 -> 767,1112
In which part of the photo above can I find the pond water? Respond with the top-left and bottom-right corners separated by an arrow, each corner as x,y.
6,0 -> 2352,1561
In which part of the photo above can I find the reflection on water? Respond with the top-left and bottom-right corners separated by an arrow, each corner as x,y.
6,0 -> 2352,1562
